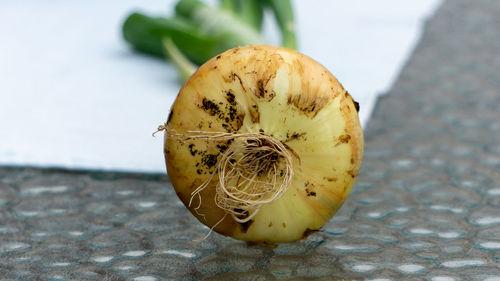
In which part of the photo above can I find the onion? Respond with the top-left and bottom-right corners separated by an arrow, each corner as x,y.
161,45 -> 363,245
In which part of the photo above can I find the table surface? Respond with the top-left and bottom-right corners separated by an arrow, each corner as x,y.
1,0 -> 500,280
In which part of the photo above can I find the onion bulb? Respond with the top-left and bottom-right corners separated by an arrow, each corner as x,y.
161,45 -> 363,245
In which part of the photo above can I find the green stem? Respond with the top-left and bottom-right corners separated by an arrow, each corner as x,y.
175,0 -> 205,18
219,0 -> 237,13
234,0 -> 263,31
175,0 -> 264,48
264,0 -> 297,49
162,38 -> 197,83
122,12 -> 221,64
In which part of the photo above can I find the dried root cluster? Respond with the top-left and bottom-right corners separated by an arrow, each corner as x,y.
161,129 -> 294,223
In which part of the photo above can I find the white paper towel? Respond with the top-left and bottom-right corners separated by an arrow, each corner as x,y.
0,0 -> 442,173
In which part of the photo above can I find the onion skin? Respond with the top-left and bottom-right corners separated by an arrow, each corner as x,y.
164,45 -> 363,244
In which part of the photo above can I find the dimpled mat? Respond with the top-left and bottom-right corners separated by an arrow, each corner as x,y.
1,0 -> 500,280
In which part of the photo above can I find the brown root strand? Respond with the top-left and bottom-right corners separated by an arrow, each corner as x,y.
166,128 -> 296,225
192,213 -> 228,242
152,122 -> 168,137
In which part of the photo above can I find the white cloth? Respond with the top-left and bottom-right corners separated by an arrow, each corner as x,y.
0,0 -> 442,173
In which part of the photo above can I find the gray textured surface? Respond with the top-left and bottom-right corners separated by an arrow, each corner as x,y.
2,0 -> 500,280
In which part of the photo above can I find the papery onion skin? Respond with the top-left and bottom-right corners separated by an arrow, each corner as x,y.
164,45 -> 363,244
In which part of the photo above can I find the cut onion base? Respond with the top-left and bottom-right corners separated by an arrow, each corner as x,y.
164,45 -> 363,244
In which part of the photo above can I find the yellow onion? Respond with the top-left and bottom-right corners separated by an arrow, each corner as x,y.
162,45 -> 363,245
